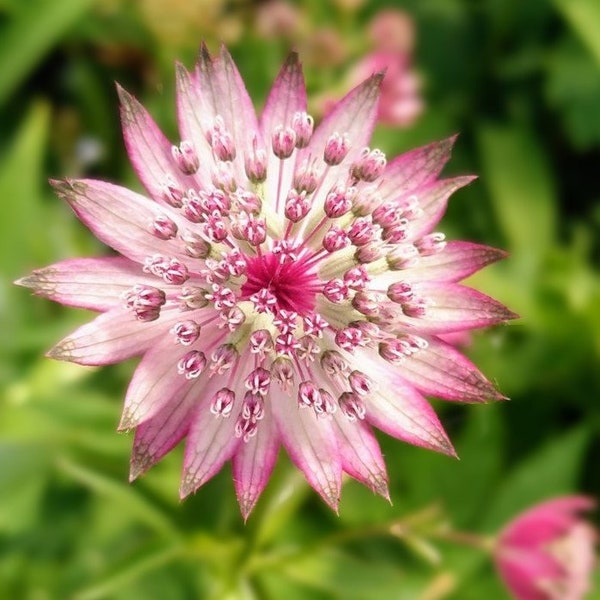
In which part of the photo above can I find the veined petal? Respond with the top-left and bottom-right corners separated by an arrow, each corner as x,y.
51,179 -> 193,266
232,407 -> 280,520
349,349 -> 455,456
180,389 -> 243,498
197,45 -> 259,180
260,52 -> 306,216
130,380 -> 203,480
48,307 -> 182,366
120,323 -> 223,429
303,73 -> 382,166
377,241 -> 507,285
271,386 -> 342,511
16,256 -> 160,311
332,416 -> 389,499
174,62 -> 214,185
394,282 -> 517,334
301,73 -> 382,228
378,136 -> 458,202
407,175 -> 477,240
260,51 -> 307,141
177,45 -> 260,187
117,84 -> 191,203
391,335 -> 505,402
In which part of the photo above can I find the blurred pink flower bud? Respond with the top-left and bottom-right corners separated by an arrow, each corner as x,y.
349,50 -> 423,127
254,0 -> 301,40
368,8 -> 415,54
494,496 -> 597,600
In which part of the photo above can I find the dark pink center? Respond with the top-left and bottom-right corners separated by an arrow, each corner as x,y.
240,252 -> 320,315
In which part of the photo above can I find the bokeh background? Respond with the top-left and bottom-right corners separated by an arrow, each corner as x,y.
1,0 -> 599,598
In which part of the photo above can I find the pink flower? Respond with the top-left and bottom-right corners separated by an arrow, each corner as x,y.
17,46 -> 515,518
349,50 -> 423,127
494,496 -> 597,600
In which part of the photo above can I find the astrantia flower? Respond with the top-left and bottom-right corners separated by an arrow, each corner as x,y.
494,496 -> 597,600
18,46 -> 515,518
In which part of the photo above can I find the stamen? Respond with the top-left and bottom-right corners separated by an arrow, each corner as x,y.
172,141 -> 199,175
171,320 -> 201,345
210,388 -> 235,417
177,350 -> 207,378
124,285 -> 166,322
323,132 -> 350,166
151,214 -> 178,240
272,125 -> 296,159
339,391 -> 366,421
291,111 -> 314,148
350,147 -> 386,182
143,255 -> 189,285
245,136 -> 267,183
271,356 -> 294,389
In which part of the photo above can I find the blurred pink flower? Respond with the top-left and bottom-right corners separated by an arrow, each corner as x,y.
368,8 -> 415,54
343,9 -> 422,127
349,50 -> 423,127
494,496 -> 597,600
18,46 -> 514,518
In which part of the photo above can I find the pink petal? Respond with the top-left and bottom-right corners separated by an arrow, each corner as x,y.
232,407 -> 280,520
259,52 -> 306,215
129,381 -> 202,480
501,496 -> 597,548
332,416 -> 389,499
51,179 -> 192,265
47,307 -> 182,366
393,335 -> 505,402
378,136 -> 458,202
271,387 -> 342,511
177,45 -> 260,186
302,73 -> 381,166
117,84 -> 191,203
16,256 -> 159,312
391,282 -> 517,334
180,389 -> 243,498
260,51 -> 307,139
300,73 -> 382,222
496,548 -> 564,600
407,175 -> 477,239
395,241 -> 508,283
350,350 -> 455,455
174,62 -> 214,186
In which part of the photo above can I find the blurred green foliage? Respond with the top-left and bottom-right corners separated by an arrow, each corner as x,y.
1,0 -> 598,598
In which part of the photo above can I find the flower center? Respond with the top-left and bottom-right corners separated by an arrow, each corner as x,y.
240,251 -> 320,315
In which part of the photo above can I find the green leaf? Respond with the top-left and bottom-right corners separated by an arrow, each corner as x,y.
483,426 -> 591,530
55,456 -> 180,540
278,547 -> 426,600
545,36 -> 600,150
0,101 -> 49,276
0,442 -> 48,533
553,0 -> 600,68
0,0 -> 96,105
476,123 -> 557,270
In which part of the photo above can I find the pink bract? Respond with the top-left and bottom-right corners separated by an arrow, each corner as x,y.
495,496 -> 597,600
348,50 -> 423,128
17,46 -> 516,518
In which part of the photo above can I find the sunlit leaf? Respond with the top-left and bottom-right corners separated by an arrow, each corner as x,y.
477,123 -> 557,270
554,0 -> 600,67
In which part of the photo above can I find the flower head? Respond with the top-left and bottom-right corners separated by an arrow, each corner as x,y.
17,45 -> 515,518
494,496 -> 597,600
